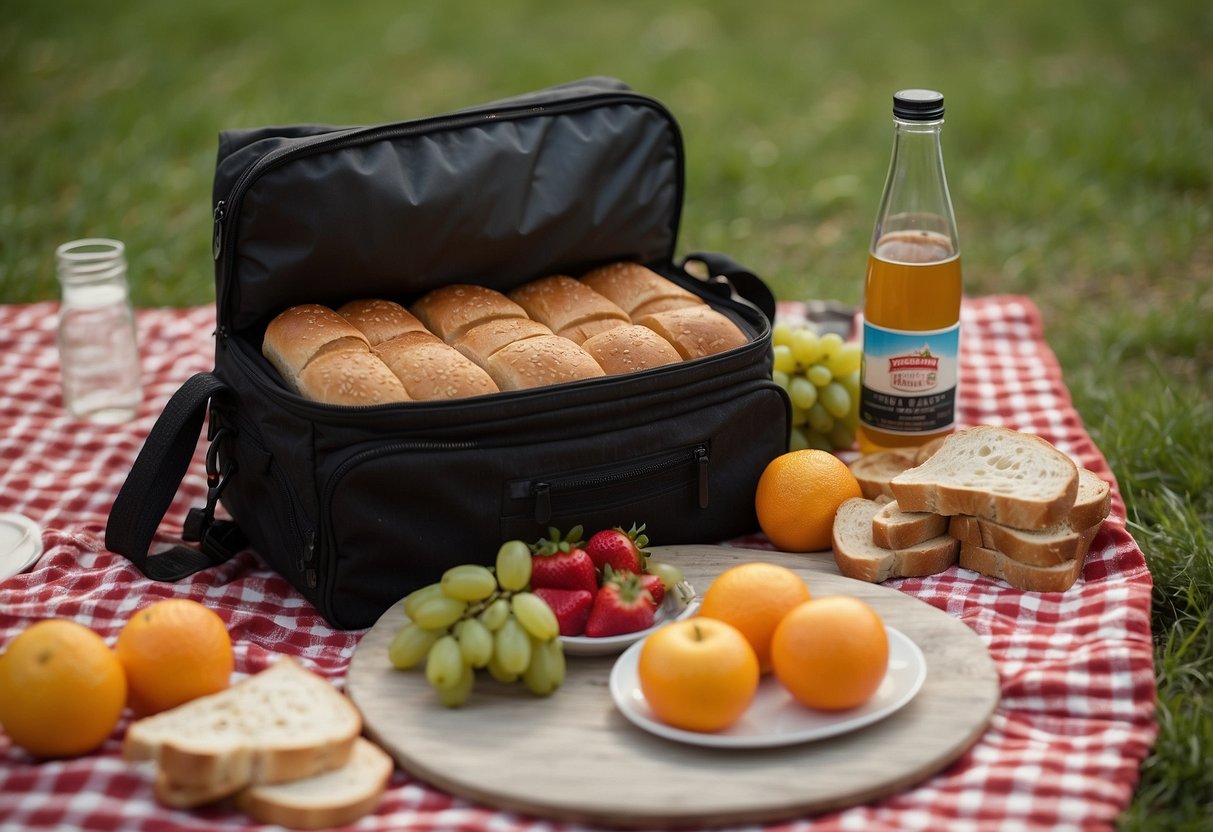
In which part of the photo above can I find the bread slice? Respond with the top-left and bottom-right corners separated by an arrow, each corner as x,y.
889,425 -> 1079,530
959,540 -> 1089,593
234,737 -> 393,830
832,497 -> 959,583
913,435 -> 949,465
871,500 -> 947,550
848,450 -> 917,500
1069,467 -> 1112,531
124,658 -> 362,803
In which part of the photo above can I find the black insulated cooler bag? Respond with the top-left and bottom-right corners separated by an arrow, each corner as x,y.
106,77 -> 791,629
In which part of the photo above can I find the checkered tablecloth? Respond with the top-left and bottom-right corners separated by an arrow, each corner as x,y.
0,296 -> 1157,831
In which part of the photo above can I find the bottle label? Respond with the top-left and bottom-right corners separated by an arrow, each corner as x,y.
860,320 -> 959,434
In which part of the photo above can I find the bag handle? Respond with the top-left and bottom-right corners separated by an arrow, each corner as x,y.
105,372 -> 247,581
680,251 -> 777,323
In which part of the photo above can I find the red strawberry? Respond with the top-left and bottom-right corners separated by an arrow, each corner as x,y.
637,572 -> 666,607
532,587 -> 594,637
529,526 -> 597,595
585,523 -> 649,575
584,572 -> 656,638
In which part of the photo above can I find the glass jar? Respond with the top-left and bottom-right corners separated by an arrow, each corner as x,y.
55,238 -> 142,423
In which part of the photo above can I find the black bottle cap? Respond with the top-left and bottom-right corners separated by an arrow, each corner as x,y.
893,89 -> 945,121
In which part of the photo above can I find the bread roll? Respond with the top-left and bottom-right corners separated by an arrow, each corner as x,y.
337,298 -> 428,346
508,274 -> 629,345
485,335 -> 605,391
374,331 -> 499,401
580,261 -> 704,317
263,304 -> 371,392
296,350 -> 410,406
410,284 -> 528,342
581,324 -> 682,375
634,306 -> 748,360
454,318 -> 553,371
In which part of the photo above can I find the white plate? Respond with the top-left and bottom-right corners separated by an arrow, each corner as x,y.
560,582 -> 699,657
608,625 -> 927,748
0,513 -> 43,581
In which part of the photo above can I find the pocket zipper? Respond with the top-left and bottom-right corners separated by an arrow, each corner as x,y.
528,444 -> 709,525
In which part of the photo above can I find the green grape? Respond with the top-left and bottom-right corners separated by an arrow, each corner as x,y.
435,661 -> 475,708
771,369 -> 790,391
840,368 -> 861,400
454,617 -> 493,669
818,331 -> 844,360
645,560 -> 684,590
772,344 -> 795,374
807,402 -> 835,433
478,597 -> 511,632
401,583 -> 444,620
826,343 -> 862,377
495,540 -> 532,591
387,622 -> 441,670
806,364 -> 833,388
829,420 -> 856,451
791,328 -> 823,366
425,634 -> 466,691
771,320 -> 794,347
789,427 -> 810,452
511,592 -> 559,642
789,376 -> 818,410
411,594 -> 469,630
494,616 -> 532,676
790,403 -> 808,427
440,564 -> 497,601
523,637 -> 566,697
486,650 -> 519,684
806,430 -> 833,451
821,382 -> 852,420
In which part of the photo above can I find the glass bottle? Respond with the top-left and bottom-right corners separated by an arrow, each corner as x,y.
55,238 -> 142,424
857,89 -> 962,453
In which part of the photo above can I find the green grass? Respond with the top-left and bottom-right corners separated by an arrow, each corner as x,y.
3,0 -> 1211,825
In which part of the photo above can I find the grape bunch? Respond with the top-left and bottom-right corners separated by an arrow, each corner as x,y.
770,320 -> 862,452
386,540 -> 565,707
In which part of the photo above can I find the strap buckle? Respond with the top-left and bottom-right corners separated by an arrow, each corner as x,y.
183,427 -> 237,544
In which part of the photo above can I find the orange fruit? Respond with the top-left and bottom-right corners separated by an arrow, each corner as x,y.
771,596 -> 889,711
0,619 -> 127,758
697,562 -> 811,673
637,617 -> 759,733
115,598 -> 233,716
754,449 -> 862,552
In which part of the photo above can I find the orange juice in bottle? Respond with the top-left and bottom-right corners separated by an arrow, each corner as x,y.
857,90 -> 962,454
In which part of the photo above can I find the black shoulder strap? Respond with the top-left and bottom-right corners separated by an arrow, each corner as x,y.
105,372 -> 247,581
681,251 -> 777,323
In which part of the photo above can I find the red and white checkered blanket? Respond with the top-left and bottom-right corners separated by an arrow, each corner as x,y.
0,296 -> 1156,831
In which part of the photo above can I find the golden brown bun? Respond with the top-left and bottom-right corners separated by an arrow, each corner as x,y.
263,304 -> 371,392
409,284 -> 527,342
337,299 -> 428,346
508,274 -> 629,345
374,331 -> 499,401
580,262 -> 704,317
634,306 -> 748,360
453,318 -> 553,370
485,335 -> 605,391
295,350 -> 410,406
630,296 -> 704,318
581,324 -> 682,375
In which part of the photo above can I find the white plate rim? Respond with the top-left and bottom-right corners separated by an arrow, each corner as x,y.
560,582 -> 699,656
608,624 -> 927,748
0,512 -> 43,581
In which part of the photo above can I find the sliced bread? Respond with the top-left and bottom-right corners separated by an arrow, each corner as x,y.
235,737 -> 393,830
889,425 -> 1079,530
848,450 -> 917,500
958,539 -> 1090,593
871,500 -> 948,550
125,657 -> 362,804
832,497 -> 959,583
913,435 -> 949,465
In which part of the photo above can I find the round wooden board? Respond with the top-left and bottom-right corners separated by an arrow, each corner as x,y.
347,545 -> 1000,828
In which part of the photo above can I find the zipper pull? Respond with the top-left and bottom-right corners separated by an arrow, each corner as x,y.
212,200 -> 226,260
695,446 -> 710,508
300,530 -> 318,589
533,482 -> 552,525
